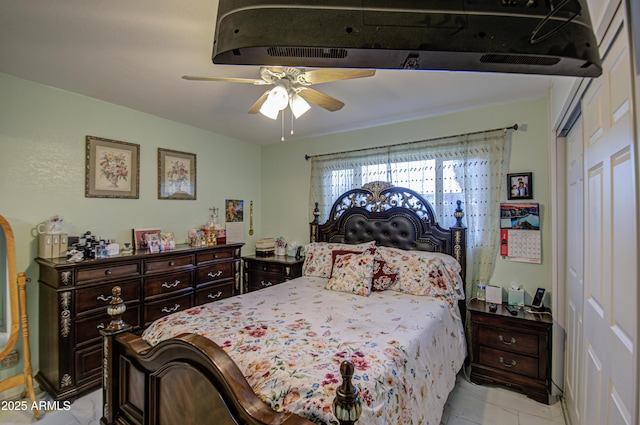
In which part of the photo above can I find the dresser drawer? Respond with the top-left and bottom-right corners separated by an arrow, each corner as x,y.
76,304 -> 140,346
76,262 -> 141,285
247,271 -> 285,292
195,281 -> 235,305
478,325 -> 539,356
144,292 -> 193,325
74,279 -> 140,316
245,260 -> 287,274
478,346 -> 539,379
144,255 -> 194,274
75,343 -> 103,386
195,261 -> 234,284
196,248 -> 237,264
143,270 -> 192,299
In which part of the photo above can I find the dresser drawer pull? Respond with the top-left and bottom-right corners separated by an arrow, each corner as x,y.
208,270 -> 223,278
207,291 -> 223,299
168,261 -> 176,266
96,294 -> 113,302
96,323 -> 105,330
261,280 -> 273,287
105,269 -> 112,276
162,280 -> 181,289
498,357 -> 517,368
161,304 -> 180,313
499,335 -> 516,345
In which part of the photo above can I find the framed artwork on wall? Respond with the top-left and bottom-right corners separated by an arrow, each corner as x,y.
158,148 -> 197,200
85,136 -> 140,199
507,172 -> 533,200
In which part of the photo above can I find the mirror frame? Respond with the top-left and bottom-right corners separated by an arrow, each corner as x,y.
0,214 -> 19,360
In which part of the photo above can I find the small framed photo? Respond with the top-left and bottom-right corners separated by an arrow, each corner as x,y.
507,172 -> 533,200
85,136 -> 140,199
132,228 -> 161,250
158,148 -> 196,200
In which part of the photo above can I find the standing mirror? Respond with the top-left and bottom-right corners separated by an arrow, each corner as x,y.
0,214 -> 39,419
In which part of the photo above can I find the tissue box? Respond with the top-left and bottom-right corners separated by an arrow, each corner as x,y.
508,288 -> 525,306
486,285 -> 503,304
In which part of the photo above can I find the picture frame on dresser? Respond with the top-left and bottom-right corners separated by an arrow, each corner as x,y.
158,148 -> 196,200
85,135 -> 140,199
132,228 -> 161,250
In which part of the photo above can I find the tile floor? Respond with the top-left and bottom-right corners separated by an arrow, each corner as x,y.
1,372 -> 567,425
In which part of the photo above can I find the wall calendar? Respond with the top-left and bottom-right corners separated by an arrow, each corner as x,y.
499,203 -> 541,264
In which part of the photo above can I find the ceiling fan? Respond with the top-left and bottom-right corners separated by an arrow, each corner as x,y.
182,67 -> 376,120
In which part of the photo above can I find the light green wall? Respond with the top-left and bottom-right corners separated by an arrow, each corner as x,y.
261,97 -> 551,301
0,73 -> 262,385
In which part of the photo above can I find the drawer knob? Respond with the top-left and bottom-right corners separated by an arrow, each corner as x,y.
168,261 -> 176,266
498,335 -> 516,345
105,269 -> 112,276
208,270 -> 223,278
96,294 -> 113,302
162,280 -> 180,289
499,357 -> 517,368
214,254 -> 219,259
261,280 -> 273,287
161,304 -> 180,313
208,291 -> 223,299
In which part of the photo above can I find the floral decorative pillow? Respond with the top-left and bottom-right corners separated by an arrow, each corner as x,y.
376,246 -> 464,299
302,241 -> 375,278
326,252 -> 374,296
372,254 -> 398,291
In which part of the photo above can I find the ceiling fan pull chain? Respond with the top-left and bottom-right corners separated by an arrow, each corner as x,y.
291,113 -> 295,137
281,112 -> 285,142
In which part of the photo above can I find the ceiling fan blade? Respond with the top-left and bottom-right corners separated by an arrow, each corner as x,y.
297,88 -> 345,112
182,75 -> 265,85
248,91 -> 270,114
298,69 -> 376,85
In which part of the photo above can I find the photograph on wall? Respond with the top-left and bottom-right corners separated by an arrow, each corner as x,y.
225,199 -> 244,222
507,172 -> 533,200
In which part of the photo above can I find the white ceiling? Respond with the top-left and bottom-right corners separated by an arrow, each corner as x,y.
0,0 -> 565,145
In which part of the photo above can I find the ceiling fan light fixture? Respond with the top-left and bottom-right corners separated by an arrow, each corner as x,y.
289,92 -> 311,118
260,85 -> 288,119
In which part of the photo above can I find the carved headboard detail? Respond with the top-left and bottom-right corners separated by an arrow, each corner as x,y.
310,183 -> 467,282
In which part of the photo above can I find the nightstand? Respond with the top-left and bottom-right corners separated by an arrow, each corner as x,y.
468,299 -> 553,404
242,255 -> 304,293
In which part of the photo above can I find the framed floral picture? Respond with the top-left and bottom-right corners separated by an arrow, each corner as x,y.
85,136 -> 140,198
158,148 -> 196,200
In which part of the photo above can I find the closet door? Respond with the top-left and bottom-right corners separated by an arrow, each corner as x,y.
581,20 -> 637,425
564,116 -> 584,425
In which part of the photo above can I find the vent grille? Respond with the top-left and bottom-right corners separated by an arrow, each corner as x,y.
267,47 -> 348,59
480,54 -> 560,66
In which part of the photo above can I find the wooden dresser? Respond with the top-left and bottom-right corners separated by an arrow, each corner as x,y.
242,255 -> 304,293
468,299 -> 552,404
35,243 -> 243,401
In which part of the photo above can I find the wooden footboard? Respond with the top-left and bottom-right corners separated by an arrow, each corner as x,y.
100,287 -> 361,425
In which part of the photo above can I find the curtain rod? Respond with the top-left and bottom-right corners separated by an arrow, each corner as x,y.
304,123 -> 518,161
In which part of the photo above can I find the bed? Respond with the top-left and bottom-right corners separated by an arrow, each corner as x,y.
99,182 -> 468,425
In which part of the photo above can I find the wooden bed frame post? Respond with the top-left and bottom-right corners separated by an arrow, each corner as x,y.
332,361 -> 362,425
452,200 -> 467,283
310,202 -> 320,242
99,286 -> 131,425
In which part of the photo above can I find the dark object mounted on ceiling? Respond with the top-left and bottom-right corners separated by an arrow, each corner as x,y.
212,0 -> 602,78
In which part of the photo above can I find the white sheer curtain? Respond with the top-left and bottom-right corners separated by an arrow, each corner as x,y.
309,129 -> 511,298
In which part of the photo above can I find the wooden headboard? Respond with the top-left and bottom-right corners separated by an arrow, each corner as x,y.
310,182 -> 467,282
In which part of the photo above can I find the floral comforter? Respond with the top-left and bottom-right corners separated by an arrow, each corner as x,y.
142,277 -> 466,425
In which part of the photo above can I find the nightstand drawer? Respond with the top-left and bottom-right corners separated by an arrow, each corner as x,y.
143,270 -> 193,299
246,260 -> 286,274
247,271 -> 285,291
478,346 -> 539,379
478,325 -> 539,356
